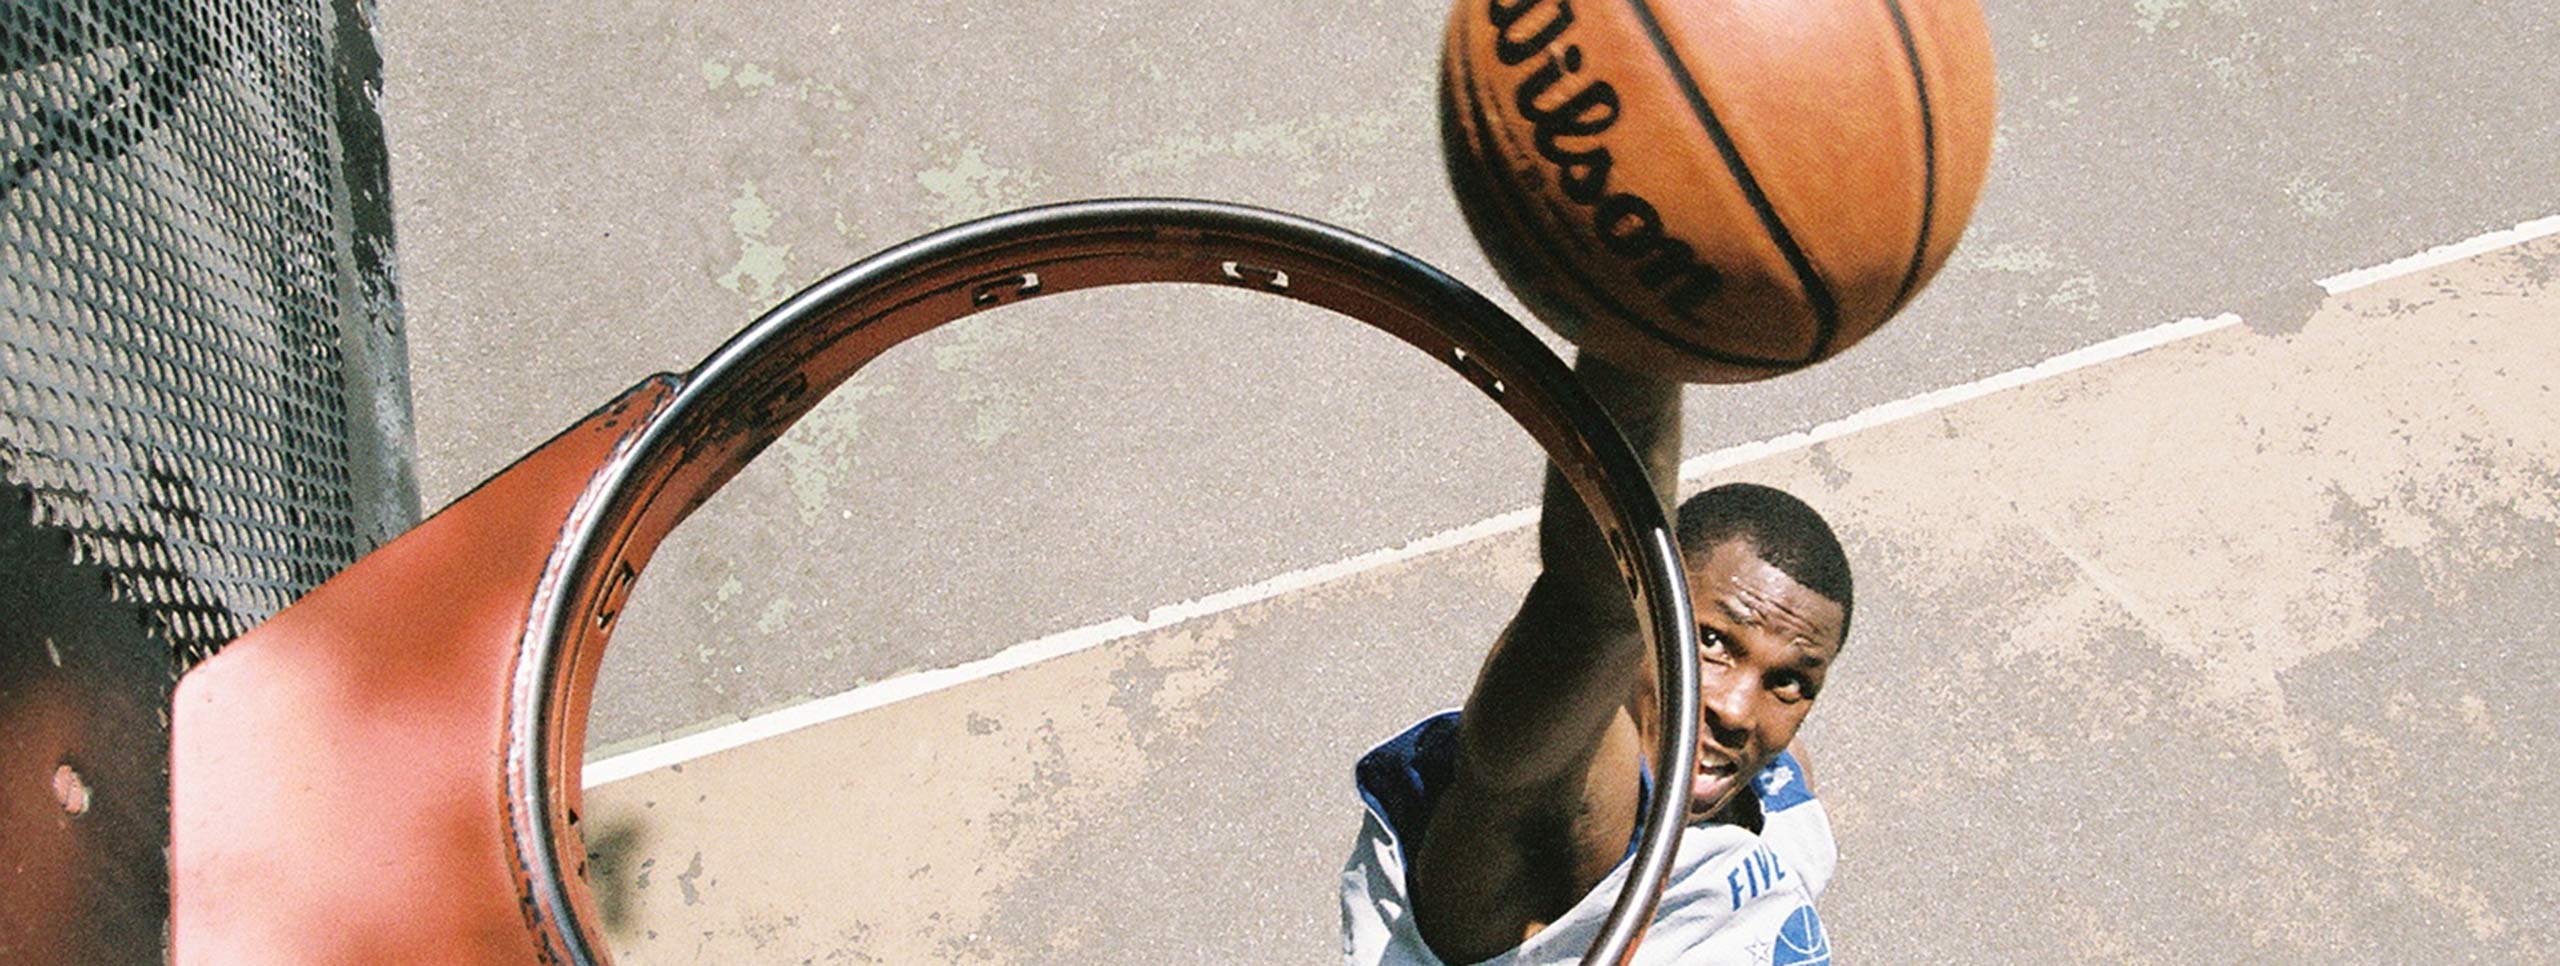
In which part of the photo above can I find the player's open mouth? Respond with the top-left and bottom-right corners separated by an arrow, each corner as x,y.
1691,757 -> 1740,808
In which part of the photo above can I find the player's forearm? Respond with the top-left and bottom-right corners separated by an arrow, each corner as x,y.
1455,354 -> 1686,786
1536,352 -> 1685,620
1455,575 -> 1654,786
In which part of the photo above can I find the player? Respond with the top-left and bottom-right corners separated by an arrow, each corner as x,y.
1342,353 -> 1849,965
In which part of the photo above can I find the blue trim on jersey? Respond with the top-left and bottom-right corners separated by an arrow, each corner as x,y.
1353,714 -> 1823,875
1354,711 -> 1663,868
1756,750 -> 1815,813
1355,715 -> 1821,863
1354,711 -> 1463,868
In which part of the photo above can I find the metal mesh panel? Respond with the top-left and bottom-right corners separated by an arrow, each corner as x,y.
0,0 -> 393,670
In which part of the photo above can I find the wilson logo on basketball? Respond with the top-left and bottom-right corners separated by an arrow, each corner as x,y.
1442,0 -> 1998,383
1489,0 -> 1724,319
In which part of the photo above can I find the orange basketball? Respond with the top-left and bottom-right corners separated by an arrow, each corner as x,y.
1441,0 -> 1997,383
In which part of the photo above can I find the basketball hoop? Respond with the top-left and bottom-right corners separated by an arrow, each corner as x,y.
171,199 -> 1699,966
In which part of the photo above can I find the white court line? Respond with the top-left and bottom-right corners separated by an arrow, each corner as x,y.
2316,214 -> 2560,295
583,505 -> 1537,787
1674,311 -> 2239,481
584,214 -> 2557,789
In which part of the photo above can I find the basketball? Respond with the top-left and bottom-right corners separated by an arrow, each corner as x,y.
1441,0 -> 1997,383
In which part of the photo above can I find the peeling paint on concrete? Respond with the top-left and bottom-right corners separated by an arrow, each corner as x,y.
952,384 -> 1026,449
699,59 -> 775,91
2135,0 -> 2249,33
915,141 -> 1045,226
922,317 -> 1035,449
699,59 -> 778,90
1957,241 -> 2063,275
706,573 -> 744,619
753,597 -> 797,637
1947,240 -> 2105,320
928,318 -> 1030,374
676,851 -> 705,906
2133,0 -> 2188,33
1108,107 -> 1414,190
2043,273 -> 2103,319
715,182 -> 794,303
701,58 -> 857,111
1105,617 -> 1237,749
771,383 -> 894,525
2283,174 -> 2344,219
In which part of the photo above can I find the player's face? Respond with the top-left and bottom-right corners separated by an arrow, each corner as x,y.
1683,539 -> 1844,824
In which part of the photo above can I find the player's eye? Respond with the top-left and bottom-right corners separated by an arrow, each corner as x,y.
1698,626 -> 1735,664
1769,675 -> 1806,703
1769,673 -> 1818,704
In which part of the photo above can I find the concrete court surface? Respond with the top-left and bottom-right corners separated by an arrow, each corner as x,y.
572,238 -> 2560,961
377,1 -> 2560,753
365,0 -> 2560,963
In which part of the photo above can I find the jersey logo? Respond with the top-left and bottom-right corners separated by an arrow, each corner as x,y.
1769,904 -> 1830,966
1754,751 -> 1815,812
1758,763 -> 1795,798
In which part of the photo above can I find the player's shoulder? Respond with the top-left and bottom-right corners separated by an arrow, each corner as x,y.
1745,749 -> 1837,899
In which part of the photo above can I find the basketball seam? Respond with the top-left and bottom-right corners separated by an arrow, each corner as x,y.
1620,0 -> 1843,361
1880,0 -> 1941,316
1451,31 -> 1797,374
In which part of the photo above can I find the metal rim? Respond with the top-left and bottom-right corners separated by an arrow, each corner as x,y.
506,198 -> 1699,965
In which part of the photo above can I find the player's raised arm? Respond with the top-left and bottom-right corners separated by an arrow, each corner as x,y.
1449,352 -> 1682,793
1359,0 -> 1990,958
1401,352 -> 1684,960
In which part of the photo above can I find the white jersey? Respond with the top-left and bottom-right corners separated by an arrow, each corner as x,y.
1341,712 -> 1836,966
